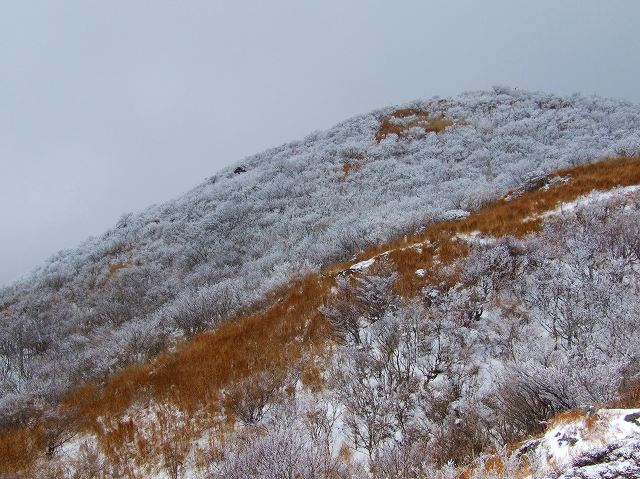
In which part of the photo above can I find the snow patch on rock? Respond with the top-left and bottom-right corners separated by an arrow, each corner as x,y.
522,408 -> 640,478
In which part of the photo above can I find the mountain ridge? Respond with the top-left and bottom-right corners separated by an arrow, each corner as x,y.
2,88 -> 640,477
2,88 -> 640,423
4,155 -> 640,477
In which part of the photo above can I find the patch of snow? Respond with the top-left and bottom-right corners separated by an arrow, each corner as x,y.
350,257 -> 376,271
524,408 -> 640,477
541,175 -> 571,191
442,209 -> 471,220
58,433 -> 94,460
524,185 -> 640,223
555,438 -> 640,479
455,231 -> 496,245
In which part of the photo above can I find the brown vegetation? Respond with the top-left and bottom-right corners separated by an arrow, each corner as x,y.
108,261 -> 129,276
458,454 -> 532,479
341,150 -> 366,178
353,155 -> 640,296
615,378 -> 640,408
108,253 -> 135,277
375,108 -> 457,142
0,426 -> 45,473
2,155 -> 639,476
546,408 -> 599,433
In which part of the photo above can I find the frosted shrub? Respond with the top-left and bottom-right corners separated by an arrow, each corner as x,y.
2,88 -> 640,426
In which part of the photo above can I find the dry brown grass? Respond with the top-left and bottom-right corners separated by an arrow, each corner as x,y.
2,155 -> 640,475
458,454 -> 532,479
342,161 -> 355,177
0,273 -> 334,474
0,426 -> 45,474
341,159 -> 364,179
545,408 -> 600,431
107,252 -> 136,278
108,261 -> 129,276
460,155 -> 640,238
375,108 -> 456,142
340,150 -> 367,179
300,363 -> 325,393
352,155 -> 640,296
614,378 -> 640,408
338,443 -> 353,462
86,275 -> 330,459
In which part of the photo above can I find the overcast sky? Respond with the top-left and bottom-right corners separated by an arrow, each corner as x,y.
1,1 -> 639,286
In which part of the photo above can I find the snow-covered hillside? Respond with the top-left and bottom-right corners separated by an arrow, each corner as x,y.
9,158 -> 640,479
527,408 -> 640,478
1,87 -> 640,435
453,408 -> 640,479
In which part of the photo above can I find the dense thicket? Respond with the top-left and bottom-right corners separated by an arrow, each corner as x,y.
1,87 -> 640,425
324,191 -> 640,472
190,188 -> 640,478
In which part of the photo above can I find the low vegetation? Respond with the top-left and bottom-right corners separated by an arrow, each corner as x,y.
2,155 -> 640,477
2,88 -> 639,435
374,107 -> 457,142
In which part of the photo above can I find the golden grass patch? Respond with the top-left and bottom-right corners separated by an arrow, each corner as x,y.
375,108 -> 456,142
2,156 -> 640,475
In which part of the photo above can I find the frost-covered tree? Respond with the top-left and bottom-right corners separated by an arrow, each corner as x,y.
2,88 -> 640,425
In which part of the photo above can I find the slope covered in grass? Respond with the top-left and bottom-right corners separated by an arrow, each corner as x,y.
2,156 -> 640,478
2,88 -> 640,428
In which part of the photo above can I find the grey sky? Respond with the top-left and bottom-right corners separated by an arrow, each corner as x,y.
1,1 -> 639,286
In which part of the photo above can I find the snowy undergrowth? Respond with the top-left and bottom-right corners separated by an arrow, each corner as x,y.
458,409 -> 640,479
2,88 -> 640,424
528,408 -> 640,477
15,163 -> 640,479
317,188 -> 640,476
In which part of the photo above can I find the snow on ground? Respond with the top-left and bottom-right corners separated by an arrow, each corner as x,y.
554,438 -> 640,479
349,257 -> 377,272
524,185 -> 640,223
522,408 -> 640,478
441,209 -> 471,220
57,433 -> 95,462
455,230 -> 497,245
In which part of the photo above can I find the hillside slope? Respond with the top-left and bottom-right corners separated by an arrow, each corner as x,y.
3,156 -> 640,478
2,88 -> 640,427
2,89 -> 640,478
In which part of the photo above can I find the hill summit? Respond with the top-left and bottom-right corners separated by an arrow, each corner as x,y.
1,87 -> 640,478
